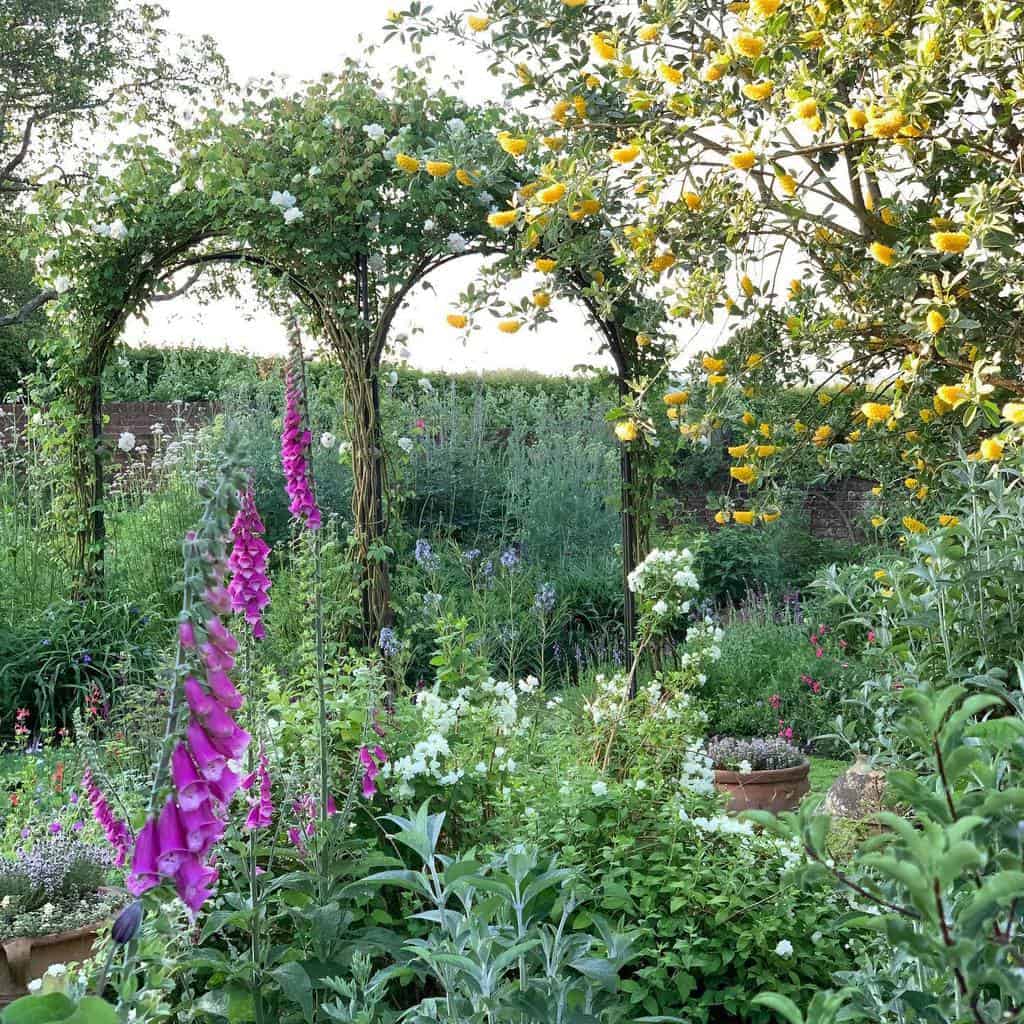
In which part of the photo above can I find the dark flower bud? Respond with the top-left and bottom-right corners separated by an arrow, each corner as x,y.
111,900 -> 143,945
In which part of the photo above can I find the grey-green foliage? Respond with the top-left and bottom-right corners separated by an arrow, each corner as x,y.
753,463 -> 1024,1024
352,802 -> 638,1024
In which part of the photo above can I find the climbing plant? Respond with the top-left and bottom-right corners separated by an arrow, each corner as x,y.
27,61 -> 664,644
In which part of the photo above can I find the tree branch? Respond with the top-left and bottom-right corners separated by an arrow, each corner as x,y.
0,288 -> 56,329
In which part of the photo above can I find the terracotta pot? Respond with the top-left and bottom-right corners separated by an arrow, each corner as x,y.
714,761 -> 810,813
0,920 -> 105,1007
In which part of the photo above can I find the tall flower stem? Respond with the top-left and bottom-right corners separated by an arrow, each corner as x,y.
314,529 -> 329,906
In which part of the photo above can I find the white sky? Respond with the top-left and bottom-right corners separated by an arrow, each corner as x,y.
122,0 -> 626,373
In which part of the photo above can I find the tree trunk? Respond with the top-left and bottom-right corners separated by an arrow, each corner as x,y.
346,363 -> 391,643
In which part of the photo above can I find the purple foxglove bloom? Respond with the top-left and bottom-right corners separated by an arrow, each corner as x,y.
184,676 -> 216,718
207,764 -> 242,804
195,700 -> 238,740
126,819 -> 160,896
171,743 -> 211,812
243,752 -> 274,832
186,722 -> 227,781
228,487 -> 272,639
281,370 -> 322,531
174,854 -> 219,918
200,642 -> 235,673
207,670 -> 243,710
82,769 -> 132,867
156,799 -> 189,876
206,721 -> 251,761
203,586 -> 232,616
179,621 -> 196,648
179,801 -> 225,854
206,616 -> 238,654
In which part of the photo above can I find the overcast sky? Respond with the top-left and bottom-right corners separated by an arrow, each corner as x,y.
121,0 -> 643,373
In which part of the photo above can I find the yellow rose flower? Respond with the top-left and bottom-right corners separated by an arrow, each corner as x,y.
446,313 -> 468,328
534,258 -> 557,273
743,412 -> 757,427
849,429 -> 862,442
759,422 -> 772,437
776,171 -> 797,196
542,136 -> 565,152
871,517 -> 885,528
714,510 -> 731,525
751,0 -> 781,16
904,476 -> 918,489
733,509 -> 756,524
756,444 -> 779,457
702,61 -> 726,82
743,80 -> 774,101
702,355 -> 726,373
708,373 -> 728,386
931,231 -> 970,254
487,209 -> 518,229
902,515 -> 927,534
537,183 -> 566,205
938,514 -> 959,527
466,13 -> 490,31
395,153 -> 420,173
568,198 -> 600,220
573,96 -> 588,118
727,443 -> 750,458
638,23 -> 661,42
636,333 -> 651,347
455,168 -> 476,186
869,242 -> 895,266
648,251 -> 676,274
659,63 -> 683,84
498,319 -> 522,334
860,402 -> 892,423
846,108 -> 868,130
979,437 -> 1004,461
592,32 -> 617,60
532,291 -> 551,308
746,353 -> 764,368
615,420 -> 638,442
664,391 -> 690,406
730,465 -> 758,484
936,384 -> 968,409
926,310 -> 945,334
741,275 -> 755,297
729,149 -> 757,171
732,32 -> 765,58
425,160 -> 453,177
551,100 -> 570,124
865,110 -> 906,138
610,144 -> 640,163
683,190 -> 702,211
498,133 -> 528,156
1001,402 -> 1024,425
813,425 -> 833,447
793,97 -> 818,120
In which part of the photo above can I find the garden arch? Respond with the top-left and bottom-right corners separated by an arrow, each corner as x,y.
34,68 -> 664,649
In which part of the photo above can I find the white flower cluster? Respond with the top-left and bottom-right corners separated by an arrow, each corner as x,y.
585,672 -> 630,725
678,743 -> 715,796
681,618 -> 724,683
382,675 -> 533,797
627,548 -> 699,621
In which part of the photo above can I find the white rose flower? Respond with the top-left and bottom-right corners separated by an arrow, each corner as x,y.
397,436 -> 414,453
423,218 -> 436,232
320,432 -> 336,449
53,275 -> 72,294
446,232 -> 469,253
108,218 -> 128,240
269,190 -> 297,209
364,123 -> 386,141
653,599 -> 669,615
775,939 -> 794,957
446,117 -> 466,134
169,179 -> 186,196
282,206 -> 304,224
591,780 -> 608,797
117,431 -> 136,453
387,371 -> 398,387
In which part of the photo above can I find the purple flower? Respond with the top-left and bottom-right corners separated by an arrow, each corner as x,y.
281,369 -> 322,531
414,539 -> 439,570
228,486 -> 272,640
48,821 -> 61,834
500,546 -> 520,570
534,582 -> 556,614
111,900 -> 143,945
243,751 -> 274,832
358,744 -> 388,799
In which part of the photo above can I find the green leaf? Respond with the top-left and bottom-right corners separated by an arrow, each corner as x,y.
751,993 -> 805,1024
64,999 -> 119,1024
271,962 -> 313,1020
958,870 -> 1024,931
2,994 -> 76,1024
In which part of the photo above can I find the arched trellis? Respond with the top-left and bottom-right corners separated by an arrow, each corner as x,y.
33,67 -> 666,658
70,238 -> 648,651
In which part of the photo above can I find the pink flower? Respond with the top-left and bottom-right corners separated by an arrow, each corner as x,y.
228,487 -> 272,639
243,752 -> 274,832
82,769 -> 133,867
281,370 -> 322,531
867,630 -> 876,643
768,694 -> 781,710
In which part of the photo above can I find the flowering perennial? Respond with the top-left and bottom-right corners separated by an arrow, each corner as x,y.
242,751 -> 274,832
228,486 -> 271,639
281,368 -> 322,531
82,769 -> 132,867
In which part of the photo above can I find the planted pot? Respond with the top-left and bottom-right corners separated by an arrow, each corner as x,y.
714,760 -> 810,813
0,919 -> 105,1007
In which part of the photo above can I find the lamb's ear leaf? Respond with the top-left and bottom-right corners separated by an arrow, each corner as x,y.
2,993 -> 77,1024
751,993 -> 805,1024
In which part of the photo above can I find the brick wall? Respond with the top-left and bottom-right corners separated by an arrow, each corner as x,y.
0,400 -> 218,453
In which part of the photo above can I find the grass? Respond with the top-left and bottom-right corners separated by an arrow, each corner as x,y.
809,756 -> 848,797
